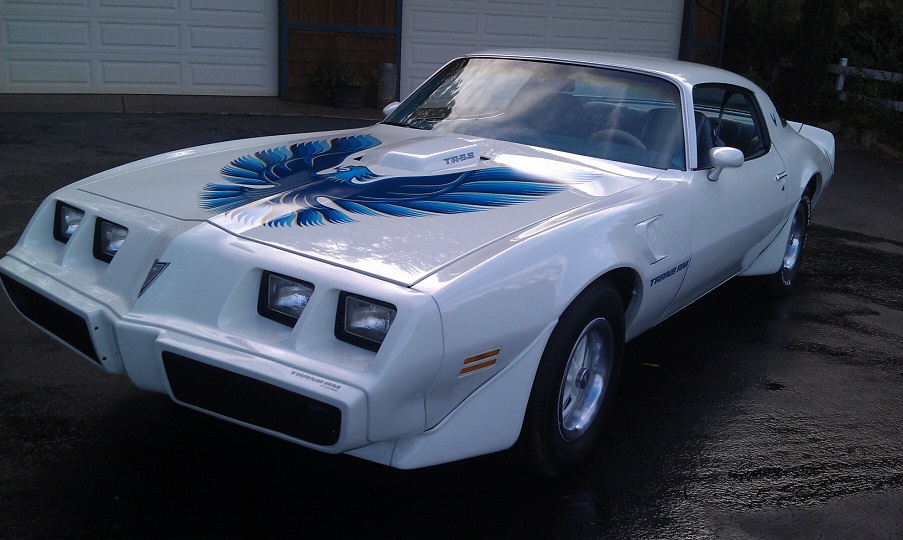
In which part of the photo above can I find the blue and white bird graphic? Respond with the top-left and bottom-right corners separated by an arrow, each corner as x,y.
199,134 -> 572,228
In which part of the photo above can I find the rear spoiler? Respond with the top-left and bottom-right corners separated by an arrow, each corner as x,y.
787,121 -> 836,173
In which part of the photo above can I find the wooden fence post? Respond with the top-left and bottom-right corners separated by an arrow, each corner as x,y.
835,57 -> 848,92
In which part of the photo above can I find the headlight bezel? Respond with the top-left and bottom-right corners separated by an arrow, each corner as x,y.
53,201 -> 85,244
335,292 -> 397,352
93,218 -> 129,262
258,271 -> 315,327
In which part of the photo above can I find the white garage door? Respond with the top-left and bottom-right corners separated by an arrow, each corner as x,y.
400,0 -> 685,97
1,0 -> 277,95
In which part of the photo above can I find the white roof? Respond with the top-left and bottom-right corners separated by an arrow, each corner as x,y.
467,49 -> 757,90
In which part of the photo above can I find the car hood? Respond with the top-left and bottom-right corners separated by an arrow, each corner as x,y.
80,125 -> 657,286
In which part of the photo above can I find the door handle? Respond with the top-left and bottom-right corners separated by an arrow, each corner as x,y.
775,172 -> 788,190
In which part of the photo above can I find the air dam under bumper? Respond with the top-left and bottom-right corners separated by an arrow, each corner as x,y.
0,261 -> 125,374
116,321 -> 372,452
162,352 -> 342,446
1,272 -> 100,364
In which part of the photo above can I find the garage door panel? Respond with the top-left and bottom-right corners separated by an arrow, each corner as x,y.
100,23 -> 181,49
410,9 -> 477,35
408,41 -> 474,67
616,19 -> 679,50
485,0 -> 546,7
4,0 -> 90,12
189,25 -> 270,53
101,0 -> 177,9
550,17 -> 614,43
483,14 -> 547,39
556,0 -> 615,9
190,0 -> 271,17
4,1 -> 178,18
6,59 -> 92,86
5,19 -> 91,47
102,61 -> 181,87
191,62 -> 270,89
619,0 -> 682,14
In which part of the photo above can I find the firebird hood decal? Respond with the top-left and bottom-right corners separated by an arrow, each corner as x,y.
77,127 -> 655,285
199,134 -> 571,228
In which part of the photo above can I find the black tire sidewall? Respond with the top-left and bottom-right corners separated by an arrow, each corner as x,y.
513,281 -> 625,477
773,192 -> 812,292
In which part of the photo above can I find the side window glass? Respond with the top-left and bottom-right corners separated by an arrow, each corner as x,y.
722,93 -> 766,158
693,84 -> 770,168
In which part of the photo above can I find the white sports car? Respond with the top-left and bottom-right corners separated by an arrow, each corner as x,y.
1,51 -> 834,476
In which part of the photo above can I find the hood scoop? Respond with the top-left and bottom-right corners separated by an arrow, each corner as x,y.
358,135 -> 482,174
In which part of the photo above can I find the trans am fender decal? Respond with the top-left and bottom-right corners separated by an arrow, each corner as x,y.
649,259 -> 690,287
199,134 -> 570,227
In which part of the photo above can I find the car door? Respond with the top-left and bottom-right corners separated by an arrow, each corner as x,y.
669,84 -> 789,310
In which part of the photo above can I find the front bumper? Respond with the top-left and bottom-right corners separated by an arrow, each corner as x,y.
0,208 -> 443,454
0,257 -> 371,451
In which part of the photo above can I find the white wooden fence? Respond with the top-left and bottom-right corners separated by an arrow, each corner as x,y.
830,58 -> 903,113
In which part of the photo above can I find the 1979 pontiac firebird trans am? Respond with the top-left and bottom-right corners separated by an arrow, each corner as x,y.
0,51 -> 835,476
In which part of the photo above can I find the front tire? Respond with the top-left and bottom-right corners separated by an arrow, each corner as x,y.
508,281 -> 625,477
770,192 -> 811,294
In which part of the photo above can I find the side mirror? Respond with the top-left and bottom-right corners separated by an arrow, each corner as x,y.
382,101 -> 401,117
707,147 -> 744,181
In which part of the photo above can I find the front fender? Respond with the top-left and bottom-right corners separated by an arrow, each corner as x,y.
415,176 -> 692,428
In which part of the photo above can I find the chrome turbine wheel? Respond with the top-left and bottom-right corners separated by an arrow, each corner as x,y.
769,192 -> 811,293
558,317 -> 614,442
781,200 -> 807,280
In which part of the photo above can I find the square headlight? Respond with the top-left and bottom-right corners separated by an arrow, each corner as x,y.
335,292 -> 396,352
258,271 -> 315,327
93,218 -> 128,262
53,202 -> 84,244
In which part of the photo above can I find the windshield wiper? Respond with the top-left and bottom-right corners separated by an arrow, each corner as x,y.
381,121 -> 427,130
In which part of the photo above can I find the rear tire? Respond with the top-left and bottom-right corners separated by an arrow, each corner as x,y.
508,281 -> 624,477
769,192 -> 811,294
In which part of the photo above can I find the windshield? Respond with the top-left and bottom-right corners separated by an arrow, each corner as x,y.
384,57 -> 686,170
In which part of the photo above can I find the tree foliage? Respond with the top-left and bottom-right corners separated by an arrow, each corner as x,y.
836,0 -> 903,70
723,0 -> 903,129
